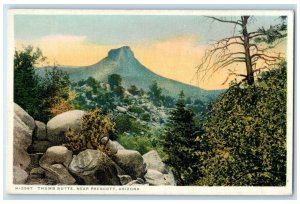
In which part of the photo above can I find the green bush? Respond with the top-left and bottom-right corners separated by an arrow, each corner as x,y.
115,114 -> 148,135
128,106 -> 144,114
115,114 -> 132,134
140,113 -> 151,122
117,134 -> 154,155
65,108 -> 115,154
195,62 -> 287,186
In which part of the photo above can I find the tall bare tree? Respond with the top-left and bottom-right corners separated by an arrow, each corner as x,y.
197,16 -> 287,85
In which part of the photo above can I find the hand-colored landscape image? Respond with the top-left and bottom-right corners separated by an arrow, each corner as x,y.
13,11 -> 290,187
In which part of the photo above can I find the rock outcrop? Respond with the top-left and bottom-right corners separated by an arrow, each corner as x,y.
39,146 -> 75,184
143,150 -> 168,174
142,150 -> 176,186
46,110 -> 85,145
45,164 -> 76,184
34,120 -> 47,141
14,103 -> 35,131
13,103 -> 35,183
13,166 -> 29,184
69,149 -> 121,185
144,169 -> 175,186
111,149 -> 146,179
12,104 -> 176,186
110,140 -> 125,150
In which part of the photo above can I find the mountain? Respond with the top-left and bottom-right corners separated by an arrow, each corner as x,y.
38,46 -> 222,101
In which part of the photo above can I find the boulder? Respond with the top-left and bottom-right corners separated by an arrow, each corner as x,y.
14,103 -> 35,131
116,106 -> 127,113
144,169 -> 175,186
45,164 -> 76,185
28,140 -> 52,154
143,150 -> 168,174
39,146 -> 73,167
46,110 -> 85,145
118,175 -> 132,185
164,170 -> 176,186
69,149 -> 121,185
34,120 -> 46,141
111,150 -> 146,179
13,113 -> 32,169
126,178 -> 147,186
110,140 -> 125,150
39,146 -> 74,184
104,140 -> 118,156
113,161 -> 127,176
13,166 -> 28,184
30,167 -> 45,179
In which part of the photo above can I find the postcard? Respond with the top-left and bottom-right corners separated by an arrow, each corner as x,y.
6,9 -> 294,195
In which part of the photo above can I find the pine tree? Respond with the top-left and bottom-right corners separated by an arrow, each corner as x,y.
14,46 -> 44,118
163,91 -> 199,185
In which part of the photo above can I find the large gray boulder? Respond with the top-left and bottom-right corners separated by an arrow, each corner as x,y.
144,169 -> 175,186
69,149 -> 121,185
110,140 -> 125,150
45,164 -> 76,185
39,146 -> 75,184
143,150 -> 168,174
46,110 -> 85,145
13,166 -> 28,184
34,120 -> 47,141
104,140 -> 119,156
14,103 -> 35,131
13,103 -> 35,170
111,149 -> 146,179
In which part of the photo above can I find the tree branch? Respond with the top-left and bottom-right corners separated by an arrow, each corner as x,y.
206,16 -> 243,26
221,72 -> 247,85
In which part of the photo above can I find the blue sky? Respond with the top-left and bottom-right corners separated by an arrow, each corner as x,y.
14,15 -> 283,45
14,14 -> 286,90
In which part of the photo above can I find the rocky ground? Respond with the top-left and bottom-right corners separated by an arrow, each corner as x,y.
13,103 -> 176,186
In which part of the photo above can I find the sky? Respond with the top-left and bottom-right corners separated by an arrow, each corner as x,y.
14,14 -> 286,90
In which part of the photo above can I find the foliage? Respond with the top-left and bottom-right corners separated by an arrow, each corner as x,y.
38,67 -> 72,121
108,74 -> 124,98
163,96 -> 175,108
195,62 -> 287,186
148,81 -> 164,106
65,108 -> 115,154
108,74 -> 122,89
117,127 -> 167,156
48,98 -> 74,117
71,77 -> 114,112
141,113 -> 151,122
14,46 -> 44,119
117,134 -> 154,155
162,91 -> 199,185
128,106 -> 145,114
114,114 -> 148,135
14,46 -> 72,122
128,85 -> 139,95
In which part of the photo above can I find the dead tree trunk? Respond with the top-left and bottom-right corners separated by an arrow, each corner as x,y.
241,16 -> 254,85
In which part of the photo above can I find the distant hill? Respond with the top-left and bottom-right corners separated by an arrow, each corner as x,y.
37,46 -> 223,102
